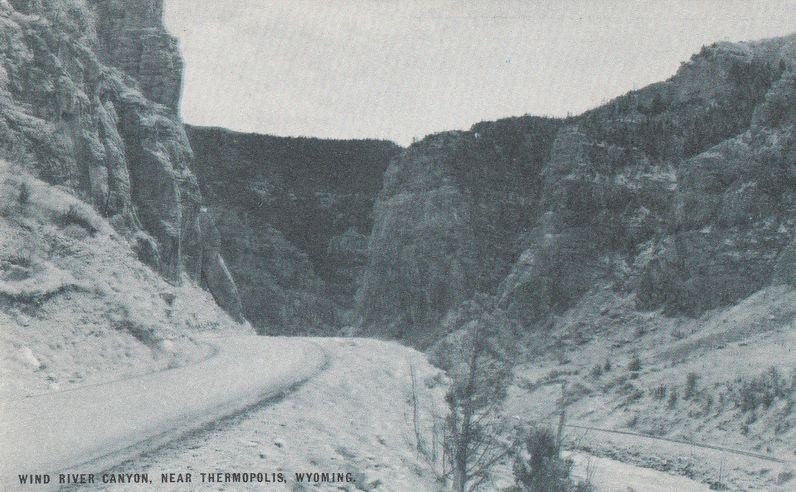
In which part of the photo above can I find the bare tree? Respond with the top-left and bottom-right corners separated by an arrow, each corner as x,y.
416,302 -> 516,491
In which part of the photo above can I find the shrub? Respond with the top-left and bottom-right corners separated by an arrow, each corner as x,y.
8,252 -> 33,268
18,181 -> 31,205
708,480 -> 729,490
735,367 -> 793,412
627,387 -> 644,403
512,426 -> 592,492
684,372 -> 699,399
652,384 -> 667,400
60,204 -> 98,235
627,354 -> 641,373
590,364 -> 603,379
703,394 -> 713,414
603,359 -> 612,372
8,236 -> 35,268
668,388 -> 678,409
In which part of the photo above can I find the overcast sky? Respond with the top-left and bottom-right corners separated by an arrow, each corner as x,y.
163,0 -> 796,145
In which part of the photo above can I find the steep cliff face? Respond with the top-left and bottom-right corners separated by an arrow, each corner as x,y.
92,0 -> 183,110
358,35 -> 796,343
0,0 -> 243,320
357,118 -> 560,343
185,126 -> 400,335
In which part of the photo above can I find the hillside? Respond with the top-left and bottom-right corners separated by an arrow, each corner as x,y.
0,0 -> 244,320
502,284 -> 795,490
0,161 -> 250,398
357,35 -> 796,344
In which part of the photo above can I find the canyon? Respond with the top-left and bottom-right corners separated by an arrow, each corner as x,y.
1,1 -> 794,489
2,1 -> 793,344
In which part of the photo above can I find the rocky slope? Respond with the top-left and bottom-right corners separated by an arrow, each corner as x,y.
502,284 -> 795,490
356,117 -> 560,344
0,0 -> 253,396
357,35 -> 796,345
185,126 -> 400,335
0,0 -> 243,320
0,161 -> 250,398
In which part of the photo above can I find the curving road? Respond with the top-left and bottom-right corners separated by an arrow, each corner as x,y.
0,336 -> 327,487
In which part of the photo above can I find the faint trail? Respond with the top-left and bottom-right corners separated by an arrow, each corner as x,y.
565,423 -> 794,465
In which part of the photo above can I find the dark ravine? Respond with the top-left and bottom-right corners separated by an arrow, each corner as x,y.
2,0 -> 793,344
185,126 -> 400,335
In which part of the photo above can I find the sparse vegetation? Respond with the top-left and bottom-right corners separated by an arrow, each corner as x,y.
8,235 -> 36,268
625,385 -> 644,403
18,181 -> 31,205
668,388 -> 679,409
421,307 -> 517,491
703,394 -> 714,414
59,204 -> 98,235
627,353 -> 641,373
733,367 -> 794,413
684,372 -> 699,400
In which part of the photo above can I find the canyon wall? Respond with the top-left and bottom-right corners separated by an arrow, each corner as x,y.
184,35 -> 794,343
0,0 -> 243,320
356,36 -> 796,344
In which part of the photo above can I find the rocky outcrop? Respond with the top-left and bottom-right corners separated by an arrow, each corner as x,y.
357,35 -> 796,343
357,118 -> 560,342
92,0 -> 183,110
198,208 -> 244,322
185,126 -> 400,335
0,0 -> 243,319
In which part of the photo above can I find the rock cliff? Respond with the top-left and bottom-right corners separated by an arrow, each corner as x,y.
0,0 -> 243,320
357,35 -> 796,344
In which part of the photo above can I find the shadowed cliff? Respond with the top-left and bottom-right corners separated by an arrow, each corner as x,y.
186,126 -> 400,335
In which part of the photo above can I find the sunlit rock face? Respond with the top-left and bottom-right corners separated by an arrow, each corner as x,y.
0,0 -> 242,318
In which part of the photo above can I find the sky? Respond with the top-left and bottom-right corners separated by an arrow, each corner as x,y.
163,0 -> 796,145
